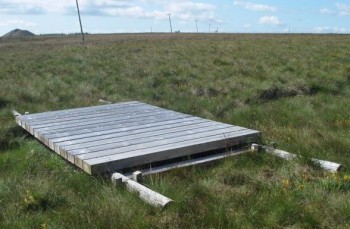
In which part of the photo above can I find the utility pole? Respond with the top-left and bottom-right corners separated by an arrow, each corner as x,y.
75,0 -> 85,43
209,24 -> 211,33
195,19 -> 198,33
167,14 -> 173,33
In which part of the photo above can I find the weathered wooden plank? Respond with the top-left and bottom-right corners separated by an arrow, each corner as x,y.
57,118 -> 210,152
83,130 -> 259,174
19,101 -> 139,121
57,117 -> 204,159
23,103 -> 153,126
43,114 -> 195,144
49,116 -> 198,149
27,107 -> 169,135
32,109 -> 185,140
71,125 -> 245,161
75,128 -> 255,167
63,122 -> 235,162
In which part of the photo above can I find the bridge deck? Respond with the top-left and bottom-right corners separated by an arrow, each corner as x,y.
16,101 -> 260,175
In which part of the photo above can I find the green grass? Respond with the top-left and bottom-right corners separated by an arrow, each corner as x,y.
0,33 -> 349,228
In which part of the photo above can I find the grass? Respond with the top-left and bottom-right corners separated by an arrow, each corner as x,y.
0,33 -> 350,228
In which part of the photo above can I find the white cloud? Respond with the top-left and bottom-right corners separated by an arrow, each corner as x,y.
0,0 -> 75,14
313,26 -> 349,33
320,8 -> 334,15
167,2 -> 216,13
101,6 -> 167,20
0,19 -> 37,27
234,1 -> 276,12
334,27 -> 348,33
166,2 -> 219,22
313,26 -> 330,33
0,0 -> 220,23
258,16 -> 282,25
336,3 -> 350,16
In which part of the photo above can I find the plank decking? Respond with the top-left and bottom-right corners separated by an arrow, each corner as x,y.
15,101 -> 260,175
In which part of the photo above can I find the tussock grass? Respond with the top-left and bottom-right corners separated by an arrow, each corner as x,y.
0,33 -> 349,228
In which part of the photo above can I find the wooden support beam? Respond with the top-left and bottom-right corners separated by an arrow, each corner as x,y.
133,171 -> 143,183
124,148 -> 252,178
259,145 -> 342,173
12,110 -> 21,117
111,173 -> 172,208
99,99 -> 112,104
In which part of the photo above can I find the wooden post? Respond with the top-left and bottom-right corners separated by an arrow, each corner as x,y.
99,99 -> 112,104
111,173 -> 173,208
167,14 -> 173,33
12,110 -> 21,117
263,146 -> 342,173
251,143 -> 262,153
133,171 -> 143,183
75,0 -> 85,43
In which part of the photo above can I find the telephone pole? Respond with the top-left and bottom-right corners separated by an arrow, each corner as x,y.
75,0 -> 85,43
167,14 -> 173,33
195,19 -> 198,33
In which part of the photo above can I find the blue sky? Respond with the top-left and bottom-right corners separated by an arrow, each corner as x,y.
0,0 -> 349,36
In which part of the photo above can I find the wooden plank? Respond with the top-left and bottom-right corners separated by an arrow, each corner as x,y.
19,101 -> 140,122
29,108 -> 177,137
53,117 -> 204,148
23,103 -> 153,127
32,109 -> 185,140
57,117 -> 204,159
49,116 -> 199,150
56,119 -> 210,152
71,125 -> 245,161
84,130 -> 259,174
63,122 -> 236,162
42,114 -> 195,144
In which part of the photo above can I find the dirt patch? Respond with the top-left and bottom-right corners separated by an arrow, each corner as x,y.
0,98 -> 11,109
247,84 -> 317,104
0,126 -> 29,152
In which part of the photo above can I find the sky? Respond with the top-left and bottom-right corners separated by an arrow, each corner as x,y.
0,0 -> 350,36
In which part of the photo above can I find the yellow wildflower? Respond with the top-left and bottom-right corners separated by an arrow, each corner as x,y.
282,179 -> 290,188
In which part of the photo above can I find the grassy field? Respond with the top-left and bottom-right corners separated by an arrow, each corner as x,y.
0,33 -> 349,228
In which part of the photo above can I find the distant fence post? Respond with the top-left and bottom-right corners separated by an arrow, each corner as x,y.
75,0 -> 85,43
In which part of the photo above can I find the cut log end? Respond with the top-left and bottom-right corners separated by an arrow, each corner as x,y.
99,99 -> 113,104
251,143 -> 263,152
12,110 -> 21,117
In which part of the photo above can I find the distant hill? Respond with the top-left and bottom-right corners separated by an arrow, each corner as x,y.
3,29 -> 35,37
